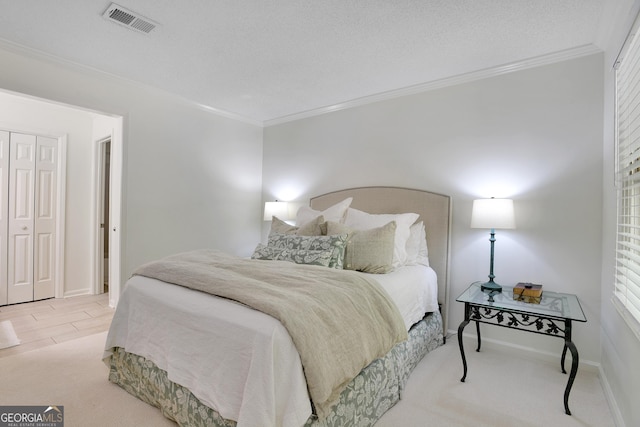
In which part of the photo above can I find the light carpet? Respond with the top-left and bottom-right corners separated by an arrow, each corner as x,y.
0,332 -> 615,427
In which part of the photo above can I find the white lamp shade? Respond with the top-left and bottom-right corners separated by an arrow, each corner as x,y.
470,198 -> 515,229
264,201 -> 290,221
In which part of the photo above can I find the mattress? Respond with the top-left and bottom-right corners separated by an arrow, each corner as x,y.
103,264 -> 438,427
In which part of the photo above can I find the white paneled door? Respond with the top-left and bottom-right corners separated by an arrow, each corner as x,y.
3,132 -> 57,305
8,133 -> 36,304
34,136 -> 57,301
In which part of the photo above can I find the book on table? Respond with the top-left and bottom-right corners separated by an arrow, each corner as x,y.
513,283 -> 542,303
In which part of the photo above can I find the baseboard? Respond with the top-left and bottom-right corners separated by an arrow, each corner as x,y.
598,365 -> 626,427
63,288 -> 94,298
448,329 -> 600,373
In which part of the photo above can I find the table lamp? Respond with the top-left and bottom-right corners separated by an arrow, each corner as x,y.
263,201 -> 290,221
471,198 -> 515,294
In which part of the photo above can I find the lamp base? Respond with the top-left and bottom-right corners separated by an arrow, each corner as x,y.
480,281 -> 502,294
481,281 -> 502,302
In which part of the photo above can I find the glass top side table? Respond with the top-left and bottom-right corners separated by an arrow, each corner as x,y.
456,282 -> 587,415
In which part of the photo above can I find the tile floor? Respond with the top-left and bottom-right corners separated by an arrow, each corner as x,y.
0,293 -> 114,358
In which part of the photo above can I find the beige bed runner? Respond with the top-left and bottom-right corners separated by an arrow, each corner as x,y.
133,249 -> 408,420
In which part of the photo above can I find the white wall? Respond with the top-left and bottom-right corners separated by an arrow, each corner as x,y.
0,43 -> 264,289
0,91 -> 97,296
122,93 -> 263,272
263,54 -> 604,364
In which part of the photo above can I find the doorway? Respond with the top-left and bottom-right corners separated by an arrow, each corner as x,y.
0,91 -> 123,308
92,115 -> 122,308
98,138 -> 111,294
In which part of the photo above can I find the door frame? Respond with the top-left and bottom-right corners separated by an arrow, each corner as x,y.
91,116 -> 122,307
54,135 -> 67,299
95,137 -> 110,296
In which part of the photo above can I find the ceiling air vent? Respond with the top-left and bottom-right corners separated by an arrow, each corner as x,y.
102,3 -> 158,34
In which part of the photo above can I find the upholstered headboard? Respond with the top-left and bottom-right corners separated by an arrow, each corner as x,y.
310,186 -> 452,332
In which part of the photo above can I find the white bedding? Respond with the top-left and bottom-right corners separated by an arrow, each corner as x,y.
363,264 -> 439,329
104,264 -> 438,427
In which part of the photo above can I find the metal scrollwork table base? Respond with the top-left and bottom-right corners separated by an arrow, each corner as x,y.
456,283 -> 587,415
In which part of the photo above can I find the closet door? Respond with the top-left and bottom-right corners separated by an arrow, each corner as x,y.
7,133 -> 36,304
33,136 -> 57,300
0,131 -> 8,306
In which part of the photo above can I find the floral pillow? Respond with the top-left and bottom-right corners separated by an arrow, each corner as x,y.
251,244 -> 338,268
265,233 -> 348,269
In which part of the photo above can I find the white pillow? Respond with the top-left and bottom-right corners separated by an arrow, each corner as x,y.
344,208 -> 419,268
406,221 -> 430,266
296,197 -> 352,227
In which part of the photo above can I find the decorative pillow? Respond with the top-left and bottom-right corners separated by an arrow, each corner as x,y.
416,224 -> 429,266
296,197 -> 352,227
252,244 -> 336,268
269,216 -> 297,235
406,221 -> 430,266
269,215 -> 324,236
344,208 -> 419,268
326,221 -> 396,274
266,233 -> 348,269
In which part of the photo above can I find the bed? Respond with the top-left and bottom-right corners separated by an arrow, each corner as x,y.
103,186 -> 451,427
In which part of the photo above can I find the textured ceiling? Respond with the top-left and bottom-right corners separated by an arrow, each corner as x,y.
0,0 -> 617,124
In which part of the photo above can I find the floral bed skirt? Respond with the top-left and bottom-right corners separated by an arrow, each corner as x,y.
107,310 -> 444,427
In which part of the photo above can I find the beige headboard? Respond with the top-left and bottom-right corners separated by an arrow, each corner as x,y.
310,186 -> 452,332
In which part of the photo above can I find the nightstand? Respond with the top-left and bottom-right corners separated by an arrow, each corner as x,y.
456,282 -> 587,415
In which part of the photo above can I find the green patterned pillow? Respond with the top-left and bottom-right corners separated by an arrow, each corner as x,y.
265,233 -> 348,269
252,244 -> 336,268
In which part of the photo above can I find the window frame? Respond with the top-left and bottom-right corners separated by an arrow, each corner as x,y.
614,15 -> 640,342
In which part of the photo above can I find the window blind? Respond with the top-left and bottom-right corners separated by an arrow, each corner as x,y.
615,20 -> 640,327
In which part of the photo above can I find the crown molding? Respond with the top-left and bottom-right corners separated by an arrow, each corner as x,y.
0,38 -> 602,129
264,44 -> 602,127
